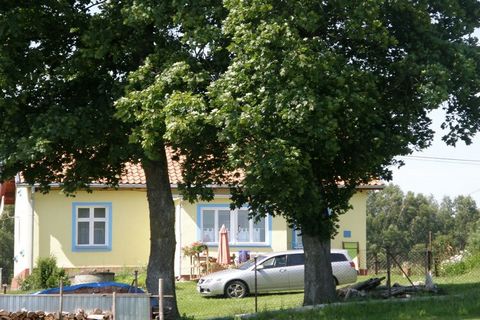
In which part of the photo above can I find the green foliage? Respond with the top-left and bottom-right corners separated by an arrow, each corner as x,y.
439,252 -> 480,277
467,224 -> 480,254
0,206 -> 14,284
453,196 -> 480,249
441,260 -> 468,276
367,184 -> 480,260
20,256 -> 69,291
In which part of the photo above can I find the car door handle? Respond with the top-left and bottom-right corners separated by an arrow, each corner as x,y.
279,269 -> 287,273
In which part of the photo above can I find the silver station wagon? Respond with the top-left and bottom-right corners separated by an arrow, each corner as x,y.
197,249 -> 357,298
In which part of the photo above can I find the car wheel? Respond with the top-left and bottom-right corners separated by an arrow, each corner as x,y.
225,280 -> 248,298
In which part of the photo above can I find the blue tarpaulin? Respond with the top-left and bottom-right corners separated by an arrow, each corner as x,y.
34,282 -> 145,294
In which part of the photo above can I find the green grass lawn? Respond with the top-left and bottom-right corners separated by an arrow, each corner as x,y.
176,281 -> 304,319
175,269 -> 480,319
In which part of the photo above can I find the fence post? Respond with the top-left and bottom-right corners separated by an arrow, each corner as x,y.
59,279 -> 64,320
112,291 -> 116,320
386,247 -> 391,298
374,253 -> 379,275
158,278 -> 164,320
254,256 -> 258,313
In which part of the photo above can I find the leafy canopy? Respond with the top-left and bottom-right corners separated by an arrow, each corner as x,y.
166,0 -> 480,239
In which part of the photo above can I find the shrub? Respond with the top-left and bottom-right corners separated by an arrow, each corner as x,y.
439,252 -> 480,277
440,260 -> 467,276
466,225 -> 480,255
20,256 -> 70,291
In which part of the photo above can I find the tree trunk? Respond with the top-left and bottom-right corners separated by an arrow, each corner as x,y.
302,233 -> 337,305
143,150 -> 180,320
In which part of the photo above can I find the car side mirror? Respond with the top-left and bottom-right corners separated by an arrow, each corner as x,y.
255,265 -> 264,271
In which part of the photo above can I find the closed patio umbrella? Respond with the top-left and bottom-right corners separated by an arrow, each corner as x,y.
217,224 -> 231,265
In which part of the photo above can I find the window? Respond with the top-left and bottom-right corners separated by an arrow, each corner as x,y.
72,202 -> 112,251
331,253 -> 348,262
287,253 -> 305,266
261,255 -> 287,269
199,205 -> 269,246
292,228 -> 303,249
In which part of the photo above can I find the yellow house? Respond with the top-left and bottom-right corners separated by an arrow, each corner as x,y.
12,158 -> 383,285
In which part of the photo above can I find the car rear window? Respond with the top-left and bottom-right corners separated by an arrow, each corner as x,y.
330,253 -> 348,262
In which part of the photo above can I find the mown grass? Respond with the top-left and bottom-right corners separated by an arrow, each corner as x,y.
251,292 -> 480,320
176,269 -> 480,319
176,281 -> 304,319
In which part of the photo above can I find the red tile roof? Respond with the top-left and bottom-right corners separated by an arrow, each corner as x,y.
16,147 -> 384,189
119,148 -> 182,185
120,158 -> 384,189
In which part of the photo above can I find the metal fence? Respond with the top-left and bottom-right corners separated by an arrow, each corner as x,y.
0,294 -> 151,320
365,247 -> 480,288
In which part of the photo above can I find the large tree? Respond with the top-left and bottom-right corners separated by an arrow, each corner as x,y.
165,0 -> 480,305
0,2 -> 227,318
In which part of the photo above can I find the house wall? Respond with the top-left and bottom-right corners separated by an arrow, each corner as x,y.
15,186 -> 370,279
13,187 -> 34,277
33,189 -> 151,270
334,191 -> 368,271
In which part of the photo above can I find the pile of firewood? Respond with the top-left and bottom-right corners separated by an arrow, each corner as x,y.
337,276 -> 439,300
0,308 -> 112,320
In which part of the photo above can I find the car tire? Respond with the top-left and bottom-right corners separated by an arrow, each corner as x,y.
225,280 -> 248,298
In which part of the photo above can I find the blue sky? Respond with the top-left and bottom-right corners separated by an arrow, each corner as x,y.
390,30 -> 480,205
390,108 -> 480,205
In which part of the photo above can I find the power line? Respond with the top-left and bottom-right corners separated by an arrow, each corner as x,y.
397,155 -> 480,165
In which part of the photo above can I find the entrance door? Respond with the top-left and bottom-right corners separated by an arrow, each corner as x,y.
342,242 -> 359,269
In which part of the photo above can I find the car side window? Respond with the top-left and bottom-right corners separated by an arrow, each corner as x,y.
287,253 -> 305,266
261,255 -> 287,269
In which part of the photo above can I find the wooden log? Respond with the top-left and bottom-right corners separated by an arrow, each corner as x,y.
0,310 -> 10,317
86,315 -> 107,320
44,313 -> 55,320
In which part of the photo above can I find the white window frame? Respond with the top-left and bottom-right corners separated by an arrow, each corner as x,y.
72,202 -> 112,251
199,205 -> 269,246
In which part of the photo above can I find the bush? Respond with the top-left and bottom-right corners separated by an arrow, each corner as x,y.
440,252 -> 480,276
440,260 -> 467,276
466,225 -> 480,255
20,256 -> 70,291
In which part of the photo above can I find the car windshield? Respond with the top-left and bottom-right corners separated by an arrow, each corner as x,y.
237,256 -> 268,270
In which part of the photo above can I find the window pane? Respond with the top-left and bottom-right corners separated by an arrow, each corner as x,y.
294,229 -> 303,249
287,253 -> 305,266
218,210 -> 230,233
253,216 -> 266,242
78,208 -> 90,219
94,221 -> 106,245
94,208 -> 106,218
331,253 -> 347,262
237,210 -> 249,242
78,222 -> 89,245
202,210 -> 215,242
